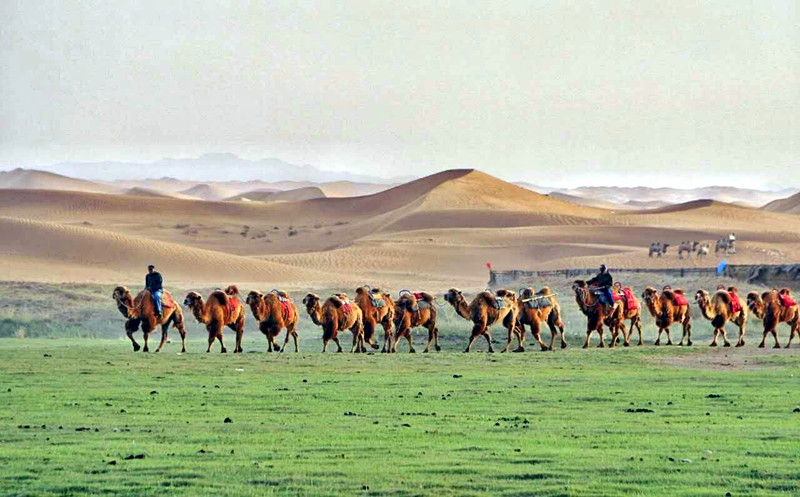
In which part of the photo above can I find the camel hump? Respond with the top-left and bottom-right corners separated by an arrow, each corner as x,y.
727,286 -> 739,294
209,290 -> 229,307
673,288 -> 685,295
537,287 -> 551,295
329,295 -> 344,308
417,292 -> 434,303
714,290 -> 731,304
225,285 -> 239,296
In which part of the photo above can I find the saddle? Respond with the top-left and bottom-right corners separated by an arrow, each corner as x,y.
492,297 -> 509,310
728,292 -> 742,314
779,294 -> 797,307
160,291 -> 176,308
369,290 -> 386,308
621,288 -> 640,311
525,298 -> 552,310
271,290 -> 294,320
228,296 -> 241,315
672,293 -> 688,306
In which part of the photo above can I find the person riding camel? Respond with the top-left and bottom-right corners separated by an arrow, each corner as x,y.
145,264 -> 164,319
587,264 -> 615,309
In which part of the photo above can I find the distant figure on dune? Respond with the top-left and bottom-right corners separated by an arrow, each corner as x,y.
145,264 -> 163,319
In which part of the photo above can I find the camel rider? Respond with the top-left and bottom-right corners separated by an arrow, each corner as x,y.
145,265 -> 164,318
587,264 -> 615,307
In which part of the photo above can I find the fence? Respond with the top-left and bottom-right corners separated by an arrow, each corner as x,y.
489,264 -> 800,289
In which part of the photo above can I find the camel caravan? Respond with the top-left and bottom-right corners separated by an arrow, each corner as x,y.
113,264 -> 800,354
648,233 -> 735,259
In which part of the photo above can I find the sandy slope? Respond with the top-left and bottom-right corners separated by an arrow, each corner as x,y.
762,192 -> 800,215
1,169 -> 799,290
227,187 -> 325,202
0,169 -> 120,194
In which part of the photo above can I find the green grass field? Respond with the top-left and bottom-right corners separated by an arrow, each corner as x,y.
2,338 -> 799,496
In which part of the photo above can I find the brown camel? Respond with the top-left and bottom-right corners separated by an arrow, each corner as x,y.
302,293 -> 365,353
572,280 -> 624,348
444,288 -> 519,353
516,287 -> 567,351
641,287 -> 692,346
183,289 -> 247,353
246,290 -> 300,352
392,292 -> 440,353
355,286 -> 395,352
746,290 -> 800,348
112,286 -> 187,352
694,288 -> 747,347
612,283 -> 644,346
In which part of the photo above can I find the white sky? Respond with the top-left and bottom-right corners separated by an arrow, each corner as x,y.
1,1 -> 798,188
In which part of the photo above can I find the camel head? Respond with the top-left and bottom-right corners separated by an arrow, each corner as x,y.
302,293 -> 320,309
694,289 -> 710,304
246,290 -> 263,307
443,288 -> 464,306
112,286 -> 136,318
572,280 -> 588,292
641,287 -> 659,303
746,291 -> 764,313
183,291 -> 203,308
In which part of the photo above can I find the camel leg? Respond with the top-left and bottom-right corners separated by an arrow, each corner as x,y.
654,327 -> 662,346
787,324 -> 799,348
501,325 -> 515,353
382,323 -> 394,354
423,324 -> 434,353
583,329 -> 592,349
154,322 -> 169,353
332,336 -> 343,353
176,320 -> 188,354
406,334 -> 415,353
434,327 -> 441,352
465,321 -> 487,353
772,328 -> 781,349
322,338 -> 329,353
710,329 -> 719,347
391,329 -> 403,353
665,327 -> 673,346
757,330 -> 768,348
483,332 -> 494,353
597,327 -> 605,348
217,329 -> 227,353
143,331 -> 150,353
635,318 -> 643,346
721,327 -> 731,347
126,328 -> 141,352
531,321 -> 547,352
736,320 -> 746,347
351,332 -> 359,353
206,333 -> 215,353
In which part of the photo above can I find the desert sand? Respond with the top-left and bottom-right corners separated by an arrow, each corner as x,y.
1,169 -> 799,291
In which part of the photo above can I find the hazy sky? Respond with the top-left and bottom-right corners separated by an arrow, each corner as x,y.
1,1 -> 797,188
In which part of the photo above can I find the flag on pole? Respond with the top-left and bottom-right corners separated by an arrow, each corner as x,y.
486,262 -> 492,270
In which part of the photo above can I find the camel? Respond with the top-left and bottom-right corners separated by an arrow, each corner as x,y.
112,286 -> 187,352
715,238 -> 735,255
648,242 -> 671,258
516,287 -> 567,351
746,290 -> 800,348
612,283 -> 644,346
697,243 -> 711,257
245,290 -> 300,352
444,288 -> 519,353
678,241 -> 700,259
694,288 -> 747,347
572,280 -> 624,348
302,293 -> 365,352
355,286 -> 395,352
641,287 -> 692,346
391,292 -> 440,353
183,288 -> 247,353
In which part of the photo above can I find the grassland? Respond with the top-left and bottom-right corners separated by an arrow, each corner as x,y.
1,338 -> 799,496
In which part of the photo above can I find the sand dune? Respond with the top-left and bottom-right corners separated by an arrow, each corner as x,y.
0,169 -> 119,194
548,192 -> 634,210
227,187 -> 325,202
179,183 -> 239,201
1,169 -> 799,289
762,192 -> 800,215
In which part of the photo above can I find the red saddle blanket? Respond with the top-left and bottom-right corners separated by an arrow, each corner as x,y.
621,288 -> 639,310
161,291 -> 176,308
779,294 -> 797,307
728,293 -> 742,313
228,296 -> 241,315
672,293 -> 688,306
341,302 -> 353,314
280,301 -> 293,321
413,292 -> 425,300
612,292 -> 623,301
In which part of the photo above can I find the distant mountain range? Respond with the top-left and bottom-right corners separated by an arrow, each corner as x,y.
16,152 -> 404,184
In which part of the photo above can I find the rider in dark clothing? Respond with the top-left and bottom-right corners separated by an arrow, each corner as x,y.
145,265 -> 164,317
587,264 -> 615,307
